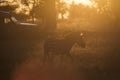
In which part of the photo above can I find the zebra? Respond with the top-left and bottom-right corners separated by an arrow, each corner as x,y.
43,31 -> 86,62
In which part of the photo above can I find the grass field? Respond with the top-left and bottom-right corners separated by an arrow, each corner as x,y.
0,22 -> 120,80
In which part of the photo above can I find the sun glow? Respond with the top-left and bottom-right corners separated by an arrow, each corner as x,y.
64,0 -> 93,6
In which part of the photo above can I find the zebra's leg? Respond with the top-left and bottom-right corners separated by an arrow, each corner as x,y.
60,54 -> 64,64
49,53 -> 55,64
43,50 -> 49,63
65,53 -> 74,62
43,51 -> 54,64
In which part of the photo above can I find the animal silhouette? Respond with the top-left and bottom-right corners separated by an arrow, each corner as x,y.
43,32 -> 86,62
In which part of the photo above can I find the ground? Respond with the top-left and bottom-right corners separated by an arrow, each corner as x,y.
0,29 -> 120,80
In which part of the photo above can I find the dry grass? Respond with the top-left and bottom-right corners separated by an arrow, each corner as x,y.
1,21 -> 120,80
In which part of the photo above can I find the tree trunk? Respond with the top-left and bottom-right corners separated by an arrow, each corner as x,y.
44,0 -> 57,33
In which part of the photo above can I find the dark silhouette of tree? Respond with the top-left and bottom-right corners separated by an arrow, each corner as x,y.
29,0 -> 46,23
44,0 -> 57,33
56,0 -> 68,20
20,0 -> 57,32
0,1 -> 18,12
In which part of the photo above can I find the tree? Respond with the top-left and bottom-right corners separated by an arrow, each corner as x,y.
110,0 -> 120,27
0,1 -> 18,12
1,0 -> 57,32
69,2 -> 92,19
21,0 -> 57,32
44,0 -> 57,32
56,0 -> 68,20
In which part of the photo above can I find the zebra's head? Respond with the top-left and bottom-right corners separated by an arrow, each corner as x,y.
65,31 -> 86,48
76,32 -> 86,48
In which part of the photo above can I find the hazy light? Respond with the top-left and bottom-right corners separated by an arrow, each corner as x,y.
64,0 -> 94,6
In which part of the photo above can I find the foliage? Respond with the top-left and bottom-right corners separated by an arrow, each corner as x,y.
0,1 -> 18,12
56,0 -> 68,20
1,0 -> 120,29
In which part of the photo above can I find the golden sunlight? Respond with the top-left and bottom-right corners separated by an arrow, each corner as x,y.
64,0 -> 93,6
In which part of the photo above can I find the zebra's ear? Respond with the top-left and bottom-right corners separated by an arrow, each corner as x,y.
80,32 -> 84,37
